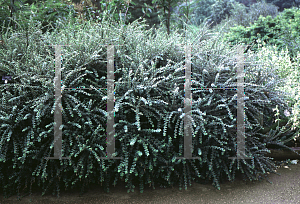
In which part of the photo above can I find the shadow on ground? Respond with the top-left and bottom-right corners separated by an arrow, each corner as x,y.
1,161 -> 299,204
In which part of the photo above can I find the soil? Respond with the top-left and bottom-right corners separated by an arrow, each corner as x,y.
1,160 -> 299,204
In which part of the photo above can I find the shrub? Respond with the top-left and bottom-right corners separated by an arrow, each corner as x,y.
229,0 -> 280,28
244,38 -> 300,130
170,0 -> 238,31
221,7 -> 300,64
186,0 -> 215,27
0,0 -> 77,34
265,0 -> 300,12
207,0 -> 237,27
0,7 -> 299,198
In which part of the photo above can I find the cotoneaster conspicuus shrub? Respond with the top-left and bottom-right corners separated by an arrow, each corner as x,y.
0,9 -> 299,197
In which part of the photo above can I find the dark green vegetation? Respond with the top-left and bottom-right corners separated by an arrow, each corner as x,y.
0,0 -> 78,34
0,0 -> 300,200
222,7 -> 300,64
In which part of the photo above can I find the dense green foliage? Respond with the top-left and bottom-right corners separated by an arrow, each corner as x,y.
0,0 -> 141,35
0,0 -> 27,33
0,8 -> 299,199
208,0 -> 237,27
228,0 -> 280,28
186,0 -> 215,26
265,0 -> 300,12
177,0 -> 238,28
172,0 -> 280,32
0,0 -> 77,34
59,0 -> 137,25
221,6 -> 300,64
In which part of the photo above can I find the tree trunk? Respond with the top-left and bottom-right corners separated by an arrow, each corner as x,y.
266,147 -> 300,160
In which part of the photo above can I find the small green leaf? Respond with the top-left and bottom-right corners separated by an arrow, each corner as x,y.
130,137 -> 137,146
198,148 -> 202,155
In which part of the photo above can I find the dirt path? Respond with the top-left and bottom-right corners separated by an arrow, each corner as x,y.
1,161 -> 299,204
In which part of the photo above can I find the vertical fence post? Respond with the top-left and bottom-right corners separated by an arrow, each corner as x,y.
229,44 -> 252,160
100,44 -> 123,159
175,43 -> 201,160
45,44 -> 71,160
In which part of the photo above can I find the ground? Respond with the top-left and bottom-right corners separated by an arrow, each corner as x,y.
1,160 -> 299,204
